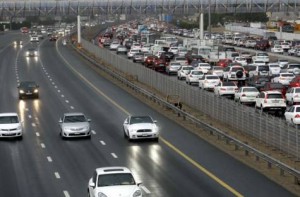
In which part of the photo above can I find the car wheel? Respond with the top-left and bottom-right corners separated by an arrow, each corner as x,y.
60,132 -> 65,140
123,130 -> 127,138
18,135 -> 23,140
154,137 -> 159,142
239,98 -> 243,104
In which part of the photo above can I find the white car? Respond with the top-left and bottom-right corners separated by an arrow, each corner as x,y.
185,70 -> 204,85
127,49 -> 140,59
109,41 -> 120,50
277,59 -> 289,68
252,52 -> 269,63
233,56 -> 247,66
168,47 -> 178,55
59,113 -> 91,139
194,63 -> 211,74
123,115 -> 159,141
140,44 -> 151,53
174,56 -> 187,66
286,87 -> 300,105
177,47 -> 188,57
271,45 -> 284,54
88,166 -> 142,197
131,43 -> 141,50
30,35 -> 39,42
268,63 -> 281,76
252,60 -> 265,66
199,74 -> 220,90
209,66 -> 224,79
284,105 -> 300,127
0,113 -> 23,139
245,40 -> 256,48
166,62 -> 181,75
271,73 -> 295,85
223,66 -> 246,81
214,81 -> 238,98
177,65 -> 193,80
255,91 -> 286,113
281,42 -> 290,51
234,87 -> 259,104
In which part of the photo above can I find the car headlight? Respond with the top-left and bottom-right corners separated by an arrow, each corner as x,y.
19,90 -> 24,94
26,52 -> 29,55
129,129 -> 136,133
17,125 -> 22,130
34,51 -> 38,55
34,89 -> 38,93
133,190 -> 142,197
63,127 -> 71,132
98,192 -> 108,197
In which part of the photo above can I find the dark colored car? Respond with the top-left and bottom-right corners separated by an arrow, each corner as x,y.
125,41 -> 133,49
185,52 -> 206,64
153,59 -> 167,72
216,59 -> 233,68
247,76 -> 270,91
159,52 -> 174,62
26,48 -> 38,57
103,39 -> 111,47
18,81 -> 39,99
254,40 -> 270,51
289,76 -> 300,88
260,82 -> 287,97
144,55 -> 157,68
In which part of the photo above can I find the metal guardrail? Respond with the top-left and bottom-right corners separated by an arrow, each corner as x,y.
72,40 -> 300,185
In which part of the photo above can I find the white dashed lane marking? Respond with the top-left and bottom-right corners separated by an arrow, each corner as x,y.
65,100 -> 69,103
55,172 -> 61,179
111,153 -> 118,158
32,123 -> 36,127
47,156 -> 53,162
91,130 -> 96,135
70,106 -> 74,109
100,141 -> 106,145
63,191 -> 70,197
28,115 -> 32,119
36,132 -> 40,137
61,95 -> 65,98
54,86 -> 57,89
141,186 -> 151,194
41,143 -> 46,148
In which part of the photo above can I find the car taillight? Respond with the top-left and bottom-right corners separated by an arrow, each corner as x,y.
264,99 -> 268,103
220,88 -> 226,91
295,114 -> 300,118
241,94 -> 246,97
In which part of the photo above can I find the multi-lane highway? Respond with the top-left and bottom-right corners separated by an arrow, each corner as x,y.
0,31 -> 296,197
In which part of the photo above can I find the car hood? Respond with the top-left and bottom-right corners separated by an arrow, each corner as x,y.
129,123 -> 155,130
95,185 -> 140,197
62,122 -> 89,129
0,123 -> 20,130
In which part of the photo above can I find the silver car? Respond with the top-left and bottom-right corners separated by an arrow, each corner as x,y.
59,113 -> 91,139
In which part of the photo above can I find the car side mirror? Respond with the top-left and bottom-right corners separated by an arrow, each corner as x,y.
89,182 -> 95,188
153,120 -> 157,123
87,119 -> 91,122
137,182 -> 142,186
124,121 -> 128,124
58,119 -> 62,124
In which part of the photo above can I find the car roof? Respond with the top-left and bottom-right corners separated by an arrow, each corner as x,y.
63,112 -> 85,116
263,90 -> 282,94
95,166 -> 131,175
0,113 -> 18,117
19,81 -> 38,85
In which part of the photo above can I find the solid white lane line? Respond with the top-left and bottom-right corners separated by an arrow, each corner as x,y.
32,123 -> 36,127
25,108 -> 29,111
49,78 -> 52,81
52,82 -> 55,85
100,141 -> 106,145
63,191 -> 70,197
111,153 -> 118,158
41,143 -> 46,148
36,132 -> 40,137
91,130 -> 96,135
55,172 -> 61,179
47,156 -> 53,162
141,186 -> 151,194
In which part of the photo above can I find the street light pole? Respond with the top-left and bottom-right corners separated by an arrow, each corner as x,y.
208,0 -> 211,39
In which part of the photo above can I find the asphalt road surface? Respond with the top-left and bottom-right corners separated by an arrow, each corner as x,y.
0,32 -> 296,197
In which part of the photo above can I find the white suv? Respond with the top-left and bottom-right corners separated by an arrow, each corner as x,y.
0,113 -> 23,139
223,66 -> 246,81
255,91 -> 286,113
88,166 -> 142,197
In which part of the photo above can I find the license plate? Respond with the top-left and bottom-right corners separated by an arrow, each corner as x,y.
26,93 -> 32,95
272,100 -> 279,103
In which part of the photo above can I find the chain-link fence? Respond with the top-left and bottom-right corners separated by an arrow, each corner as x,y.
81,39 -> 300,159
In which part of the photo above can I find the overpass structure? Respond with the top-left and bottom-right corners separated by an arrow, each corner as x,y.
0,0 -> 299,18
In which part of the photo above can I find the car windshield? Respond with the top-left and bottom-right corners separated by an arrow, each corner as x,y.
269,65 -> 279,68
98,173 -> 135,187
231,67 -> 243,72
130,116 -> 153,124
21,82 -> 37,88
191,71 -> 203,75
289,64 -> 300,69
199,64 -> 210,68
295,89 -> 300,93
207,76 -> 219,79
175,57 -> 186,61
267,94 -> 282,99
183,67 -> 193,70
222,82 -> 235,86
270,84 -> 283,89
243,87 -> 258,92
0,116 -> 19,124
258,66 -> 269,71
64,115 -> 86,123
